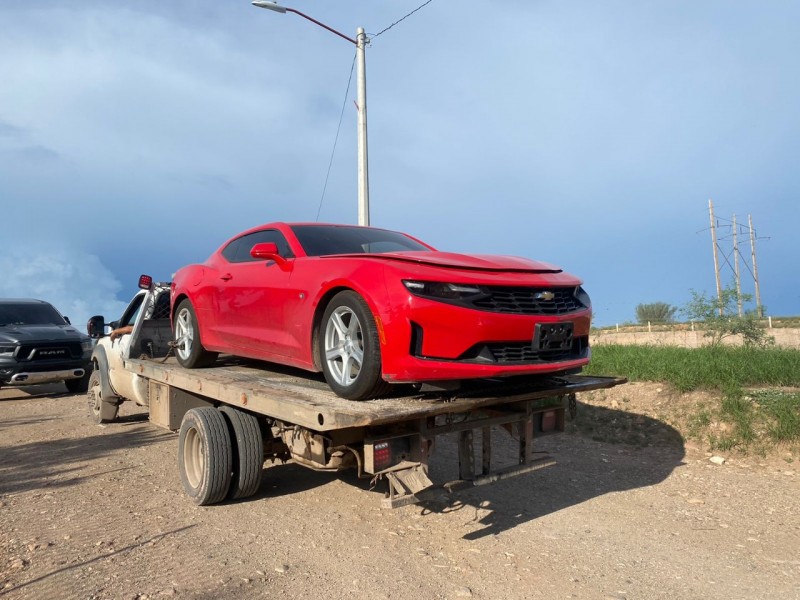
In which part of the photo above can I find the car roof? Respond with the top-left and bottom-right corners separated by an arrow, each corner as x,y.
0,299 -> 53,305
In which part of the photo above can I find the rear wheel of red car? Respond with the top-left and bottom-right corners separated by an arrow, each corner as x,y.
174,299 -> 218,368
320,291 -> 389,400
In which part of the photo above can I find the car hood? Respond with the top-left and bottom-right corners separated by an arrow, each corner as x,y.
323,251 -> 562,273
0,325 -> 87,344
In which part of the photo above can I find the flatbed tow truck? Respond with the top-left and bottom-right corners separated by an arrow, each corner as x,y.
87,278 -> 625,507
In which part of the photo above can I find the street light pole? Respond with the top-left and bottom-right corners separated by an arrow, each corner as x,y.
355,27 -> 369,227
252,1 -> 370,226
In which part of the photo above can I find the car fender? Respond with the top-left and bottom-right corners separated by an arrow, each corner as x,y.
310,260 -> 389,316
91,343 -> 120,401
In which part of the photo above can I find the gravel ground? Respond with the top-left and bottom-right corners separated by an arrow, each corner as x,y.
1,382 -> 798,600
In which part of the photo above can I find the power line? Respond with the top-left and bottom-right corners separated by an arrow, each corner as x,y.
316,1 -> 434,220
370,0 -> 435,39
316,52 -> 357,222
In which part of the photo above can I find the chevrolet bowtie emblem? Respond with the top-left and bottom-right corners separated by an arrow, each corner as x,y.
534,291 -> 555,301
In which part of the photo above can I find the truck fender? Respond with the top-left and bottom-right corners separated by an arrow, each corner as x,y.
91,345 -> 120,402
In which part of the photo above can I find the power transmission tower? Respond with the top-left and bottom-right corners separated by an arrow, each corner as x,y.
704,203 -> 767,318
708,199 -> 723,315
732,214 -> 743,317
748,214 -> 763,318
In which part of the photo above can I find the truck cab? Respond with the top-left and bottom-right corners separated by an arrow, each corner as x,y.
0,299 -> 93,392
86,275 -> 172,421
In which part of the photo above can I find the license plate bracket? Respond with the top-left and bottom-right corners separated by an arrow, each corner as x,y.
533,322 -> 574,352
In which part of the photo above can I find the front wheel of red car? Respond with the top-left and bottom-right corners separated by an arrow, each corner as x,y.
319,291 -> 389,400
174,299 -> 218,368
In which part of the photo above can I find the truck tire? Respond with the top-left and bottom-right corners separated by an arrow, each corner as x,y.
66,371 -> 91,394
178,407 -> 233,506
173,299 -> 218,369
219,406 -> 264,500
319,291 -> 390,400
87,370 -> 119,424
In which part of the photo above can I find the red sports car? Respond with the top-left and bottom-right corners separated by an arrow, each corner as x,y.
171,223 -> 591,400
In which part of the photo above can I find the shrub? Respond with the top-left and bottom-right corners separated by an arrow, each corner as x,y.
682,287 -> 772,348
635,302 -> 677,324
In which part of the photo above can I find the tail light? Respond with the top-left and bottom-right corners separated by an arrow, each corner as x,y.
372,442 -> 392,470
138,274 -> 153,290
364,435 -> 416,473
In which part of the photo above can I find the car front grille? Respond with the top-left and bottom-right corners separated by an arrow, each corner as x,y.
459,336 -> 589,365
470,287 -> 584,315
16,342 -> 83,361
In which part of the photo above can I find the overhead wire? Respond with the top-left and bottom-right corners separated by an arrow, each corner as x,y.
316,0 -> 434,220
370,0 -> 435,39
316,52 -> 357,222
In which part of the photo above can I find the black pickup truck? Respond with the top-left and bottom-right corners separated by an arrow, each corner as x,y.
0,299 -> 93,393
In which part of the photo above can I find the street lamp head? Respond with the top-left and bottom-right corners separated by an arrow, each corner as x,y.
252,1 -> 287,14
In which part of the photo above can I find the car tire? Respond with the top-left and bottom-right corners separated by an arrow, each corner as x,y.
87,370 -> 119,424
66,371 -> 91,394
178,408 -> 233,506
319,291 -> 390,400
173,299 -> 218,368
219,406 -> 264,500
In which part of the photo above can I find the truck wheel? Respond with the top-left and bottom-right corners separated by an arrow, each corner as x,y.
178,407 -> 233,506
66,371 -> 91,394
174,299 -> 218,368
319,291 -> 390,400
87,371 -> 119,424
219,406 -> 264,500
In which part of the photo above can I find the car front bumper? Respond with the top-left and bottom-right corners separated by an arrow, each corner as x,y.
378,295 -> 592,383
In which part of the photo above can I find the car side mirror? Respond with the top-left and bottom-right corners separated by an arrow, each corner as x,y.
250,242 -> 287,266
64,316 -> 72,325
87,315 -> 106,339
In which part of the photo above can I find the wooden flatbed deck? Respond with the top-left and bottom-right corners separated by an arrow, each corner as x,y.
126,356 -> 625,432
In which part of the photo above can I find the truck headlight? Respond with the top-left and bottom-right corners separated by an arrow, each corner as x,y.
81,339 -> 94,352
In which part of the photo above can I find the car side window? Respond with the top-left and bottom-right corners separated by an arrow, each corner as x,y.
221,238 -> 242,262
233,230 -> 294,263
120,294 -> 145,327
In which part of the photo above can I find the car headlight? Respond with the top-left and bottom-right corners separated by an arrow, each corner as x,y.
0,345 -> 15,357
81,339 -> 94,352
575,286 -> 591,309
403,280 -> 483,301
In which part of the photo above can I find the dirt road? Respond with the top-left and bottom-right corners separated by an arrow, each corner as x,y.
1,383 -> 798,600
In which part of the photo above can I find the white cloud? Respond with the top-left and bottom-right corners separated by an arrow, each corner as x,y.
0,1 -> 798,326
0,244 -> 129,330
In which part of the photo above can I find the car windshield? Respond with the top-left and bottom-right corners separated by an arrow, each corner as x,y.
0,303 -> 66,326
291,225 -> 431,257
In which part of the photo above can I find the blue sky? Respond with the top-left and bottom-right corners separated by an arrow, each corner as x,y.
1,1 -> 798,327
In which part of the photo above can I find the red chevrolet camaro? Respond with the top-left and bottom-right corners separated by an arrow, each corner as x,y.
171,223 -> 591,400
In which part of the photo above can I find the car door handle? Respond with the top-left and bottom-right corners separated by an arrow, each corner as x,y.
220,273 -> 233,281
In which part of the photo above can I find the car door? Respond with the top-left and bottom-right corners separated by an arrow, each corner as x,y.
213,229 -> 296,358
107,292 -> 144,400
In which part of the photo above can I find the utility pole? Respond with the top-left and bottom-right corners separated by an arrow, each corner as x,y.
708,199 -> 723,315
732,214 -> 743,316
252,1 -> 370,226
355,27 -> 369,227
748,214 -> 763,318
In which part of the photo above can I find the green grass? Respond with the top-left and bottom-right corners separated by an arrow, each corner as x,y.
709,389 -> 800,452
584,344 -> 800,452
584,344 -> 800,392
753,389 -> 800,443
